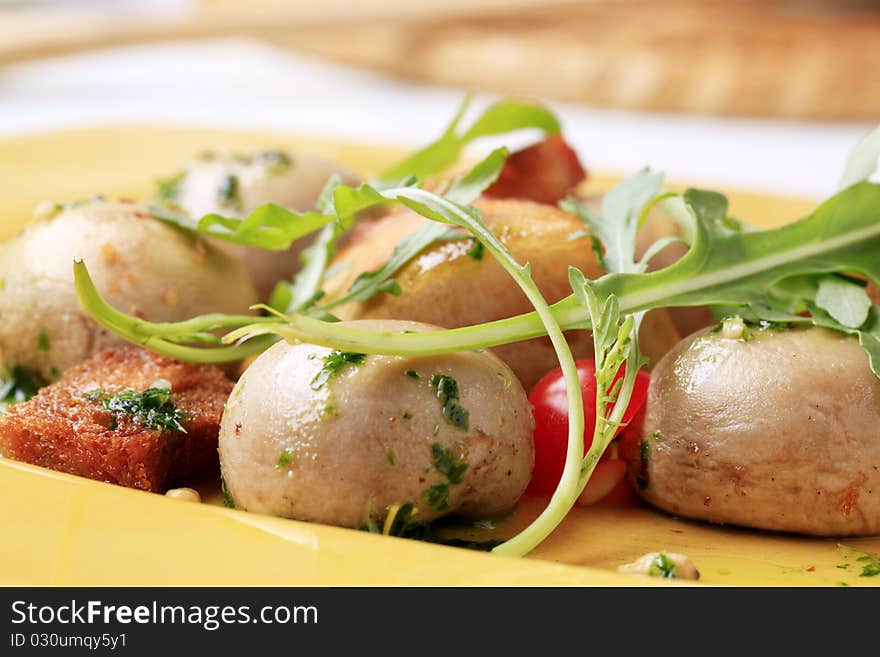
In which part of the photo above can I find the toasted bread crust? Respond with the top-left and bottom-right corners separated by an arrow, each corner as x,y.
0,346 -> 232,492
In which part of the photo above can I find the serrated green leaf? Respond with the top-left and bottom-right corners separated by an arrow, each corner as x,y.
839,125 -> 880,190
445,147 -> 508,205
562,168 -> 664,275
378,97 -> 559,183
815,276 -> 872,328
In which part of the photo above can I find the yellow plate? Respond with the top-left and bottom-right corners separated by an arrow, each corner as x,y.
1,126 -> 878,587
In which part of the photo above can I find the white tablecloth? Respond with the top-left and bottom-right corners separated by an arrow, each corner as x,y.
0,38 -> 874,199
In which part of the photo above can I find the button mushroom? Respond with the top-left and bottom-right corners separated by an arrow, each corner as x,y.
219,320 -> 535,529
0,198 -> 257,382
160,150 -> 359,299
624,323 -> 880,536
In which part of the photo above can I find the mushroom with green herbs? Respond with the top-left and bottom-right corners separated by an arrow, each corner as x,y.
219,319 -> 535,529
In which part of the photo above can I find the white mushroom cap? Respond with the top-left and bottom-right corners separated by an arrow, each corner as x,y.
219,320 -> 535,529
630,325 -> 880,536
0,198 -> 258,380
167,150 -> 359,299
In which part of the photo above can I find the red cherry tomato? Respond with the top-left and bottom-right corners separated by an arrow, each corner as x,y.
576,460 -> 630,506
527,359 -> 650,497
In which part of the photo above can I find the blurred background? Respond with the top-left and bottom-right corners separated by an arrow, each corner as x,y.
2,0 -> 880,196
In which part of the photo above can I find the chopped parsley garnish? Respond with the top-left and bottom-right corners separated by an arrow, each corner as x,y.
402,411 -> 413,420
839,545 -> 880,577
36,330 -> 50,352
0,365 -> 45,412
362,502 -> 500,551
277,449 -> 293,469
217,174 -> 240,208
387,449 -> 396,466
647,553 -> 678,578
465,237 -> 484,260
404,370 -> 420,380
220,476 -> 235,508
639,440 -> 650,469
636,431 -> 659,491
156,171 -> 186,203
310,351 -> 366,390
424,484 -> 451,511
86,382 -> 185,432
431,442 -> 468,484
429,374 -> 469,431
368,502 -> 420,537
423,442 -> 469,511
255,150 -> 293,174
859,555 -> 880,577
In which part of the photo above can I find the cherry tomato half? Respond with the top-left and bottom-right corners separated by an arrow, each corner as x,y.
527,359 -> 650,497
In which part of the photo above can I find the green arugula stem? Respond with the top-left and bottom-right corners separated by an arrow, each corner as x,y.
227,293 -> 584,355
74,260 -> 279,363
394,191 -> 583,557
580,313 -> 643,489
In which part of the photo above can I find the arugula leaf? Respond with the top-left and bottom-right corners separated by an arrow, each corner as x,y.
197,204 -> 335,250
591,184 -> 879,310
593,168 -> 664,273
574,184 -> 880,374
562,168 -> 665,274
268,223 -> 338,315
444,146 -> 509,205
377,96 -> 559,183
556,169 -> 657,526
314,173 -> 343,214
211,181 -> 880,371
814,276 -> 872,328
266,178 -> 425,315
268,175 -> 346,314
322,222 -> 449,311
839,125 -> 880,190
149,202 -> 336,251
305,148 -> 509,313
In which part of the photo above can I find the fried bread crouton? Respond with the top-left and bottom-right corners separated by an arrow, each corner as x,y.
0,346 -> 232,492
